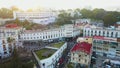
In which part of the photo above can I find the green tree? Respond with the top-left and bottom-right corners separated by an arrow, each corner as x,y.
92,8 -> 106,20
80,8 -> 93,18
103,13 -> 118,26
10,6 -> 19,11
10,48 -> 22,68
0,8 -> 13,18
55,11 -> 72,26
14,18 -> 21,26
7,37 -> 15,43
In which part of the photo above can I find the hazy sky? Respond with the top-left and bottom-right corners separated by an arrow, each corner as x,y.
0,0 -> 120,10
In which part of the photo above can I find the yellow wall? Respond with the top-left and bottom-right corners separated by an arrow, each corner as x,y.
77,37 -> 93,44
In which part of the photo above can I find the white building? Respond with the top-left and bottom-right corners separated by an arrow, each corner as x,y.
75,19 -> 91,24
33,42 -> 67,68
0,38 -> 15,59
13,11 -> 57,24
20,28 -> 64,41
92,36 -> 120,58
0,24 -> 23,41
63,24 -> 80,37
0,18 -> 14,25
0,24 -> 23,59
83,27 -> 120,38
20,24 -> 80,41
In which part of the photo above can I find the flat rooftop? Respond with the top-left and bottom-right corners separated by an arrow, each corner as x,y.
51,42 -> 65,48
35,48 -> 57,60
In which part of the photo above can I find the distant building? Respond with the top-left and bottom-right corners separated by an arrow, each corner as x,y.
75,19 -> 91,25
13,11 -> 57,24
0,18 -> 14,25
83,27 -> 120,38
70,42 -> 92,66
20,24 -> 80,41
63,24 -> 80,38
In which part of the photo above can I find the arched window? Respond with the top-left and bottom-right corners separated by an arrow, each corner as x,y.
111,32 -> 113,37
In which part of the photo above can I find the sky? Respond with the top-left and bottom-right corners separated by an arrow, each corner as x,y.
0,0 -> 120,11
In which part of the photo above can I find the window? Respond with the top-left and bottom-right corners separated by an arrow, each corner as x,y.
95,31 -> 97,33
85,59 -> 87,62
73,53 -> 74,56
3,45 -> 6,51
79,55 -> 81,57
73,58 -> 74,60
2,40 -> 5,44
4,52 -> 7,54
111,32 -> 113,36
48,36 -> 50,38
79,59 -> 80,61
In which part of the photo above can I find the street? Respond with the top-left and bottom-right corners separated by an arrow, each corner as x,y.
57,41 -> 76,68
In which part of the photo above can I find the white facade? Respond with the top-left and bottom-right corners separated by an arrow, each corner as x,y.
83,28 -> 120,38
0,25 -> 23,59
13,11 -> 57,24
0,18 -> 14,25
33,42 -> 67,68
75,19 -> 91,24
20,24 -> 80,41
0,38 -> 15,59
93,36 -> 120,58
64,24 -> 80,37
0,26 -> 23,41
20,28 -> 64,41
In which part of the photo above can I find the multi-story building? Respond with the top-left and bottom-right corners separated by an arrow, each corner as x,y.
0,38 -> 15,59
70,42 -> 92,67
13,11 -> 57,24
0,18 -> 14,25
83,27 -> 120,38
63,24 -> 80,38
20,24 -> 80,41
33,42 -> 67,68
0,24 -> 23,41
20,28 -> 64,41
0,24 -> 23,59
92,36 -> 120,58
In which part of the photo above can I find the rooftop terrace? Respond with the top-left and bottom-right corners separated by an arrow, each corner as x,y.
51,42 -> 65,48
35,48 -> 57,60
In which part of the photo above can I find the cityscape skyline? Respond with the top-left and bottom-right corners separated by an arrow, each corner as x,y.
0,0 -> 120,11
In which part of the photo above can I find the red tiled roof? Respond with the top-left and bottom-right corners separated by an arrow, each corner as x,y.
93,36 -> 116,41
71,42 -> 92,54
93,36 -> 104,39
5,24 -> 18,28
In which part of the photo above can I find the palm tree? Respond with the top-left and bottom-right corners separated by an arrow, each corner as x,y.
7,37 -> 15,43
7,37 -> 16,52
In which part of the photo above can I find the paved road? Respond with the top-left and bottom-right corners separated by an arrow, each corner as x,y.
57,41 -> 76,68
